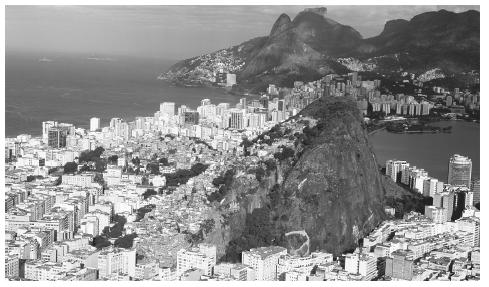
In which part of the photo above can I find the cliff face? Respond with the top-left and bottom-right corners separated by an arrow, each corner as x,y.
204,97 -> 387,261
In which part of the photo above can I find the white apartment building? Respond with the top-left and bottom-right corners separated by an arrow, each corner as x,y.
345,252 -> 378,280
425,206 -> 448,224
241,246 -> 287,281
277,251 -> 333,276
62,174 -> 95,187
358,254 -> 378,280
5,254 -> 20,278
90,117 -> 100,132
79,215 -> 99,236
97,248 -> 136,278
176,244 -> 216,277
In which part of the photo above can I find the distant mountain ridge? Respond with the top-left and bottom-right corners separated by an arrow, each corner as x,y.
162,7 -> 479,90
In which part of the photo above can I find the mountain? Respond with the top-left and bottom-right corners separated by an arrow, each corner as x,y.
195,96 -> 423,260
356,9 -> 480,74
162,8 -> 479,91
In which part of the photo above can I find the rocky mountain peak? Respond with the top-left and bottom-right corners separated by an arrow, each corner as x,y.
269,13 -> 292,38
303,7 -> 327,17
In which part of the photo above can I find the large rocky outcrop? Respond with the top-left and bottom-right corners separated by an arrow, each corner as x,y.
203,96 -> 389,261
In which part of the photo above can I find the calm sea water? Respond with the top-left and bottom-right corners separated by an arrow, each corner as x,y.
369,120 -> 480,181
5,51 -> 235,137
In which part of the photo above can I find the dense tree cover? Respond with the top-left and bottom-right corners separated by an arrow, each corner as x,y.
264,159 -> 277,174
254,125 -> 285,146
146,163 -> 160,175
131,157 -> 141,166
240,138 -> 253,156
273,146 -> 295,161
93,173 -> 104,185
211,169 -> 235,187
26,175 -> 43,182
250,167 -> 265,182
385,193 -> 432,218
114,233 -> 138,249
142,189 -> 157,199
94,160 -> 106,172
158,157 -> 169,166
91,236 -> 111,249
165,163 -> 209,187
102,214 -> 127,238
54,176 -> 62,186
190,137 -> 215,151
90,214 -> 127,249
208,169 -> 235,202
76,147 -> 106,172
63,161 -> 78,174
135,204 -> 156,222
79,164 -> 90,172
108,155 -> 118,165
78,147 -> 105,163
201,219 -> 215,234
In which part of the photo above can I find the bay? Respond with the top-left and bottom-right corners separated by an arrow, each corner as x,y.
369,120 -> 480,182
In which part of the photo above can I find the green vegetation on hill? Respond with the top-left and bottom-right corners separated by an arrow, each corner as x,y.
207,169 -> 235,203
165,163 -> 209,187
135,204 -> 156,222
63,162 -> 78,174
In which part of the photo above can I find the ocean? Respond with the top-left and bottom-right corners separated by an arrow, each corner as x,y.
5,51 -> 236,137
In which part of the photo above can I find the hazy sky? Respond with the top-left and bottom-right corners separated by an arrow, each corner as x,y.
6,5 -> 480,60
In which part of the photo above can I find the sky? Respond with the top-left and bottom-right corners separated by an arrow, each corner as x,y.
5,5 -> 480,60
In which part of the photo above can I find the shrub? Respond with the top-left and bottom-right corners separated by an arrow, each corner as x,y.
273,146 -> 295,161
63,162 -> 78,174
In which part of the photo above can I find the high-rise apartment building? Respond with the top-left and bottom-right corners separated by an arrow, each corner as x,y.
433,191 -> 455,222
42,121 -> 58,144
90,117 -> 100,131
471,178 -> 480,206
386,160 -> 410,182
448,154 -> 472,188
229,109 -> 245,130
385,250 -> 414,280
160,102 -> 175,117
184,111 -> 200,125
48,127 -> 68,148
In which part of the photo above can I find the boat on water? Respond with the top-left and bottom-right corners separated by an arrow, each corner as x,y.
38,57 -> 53,62
87,55 -> 115,61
